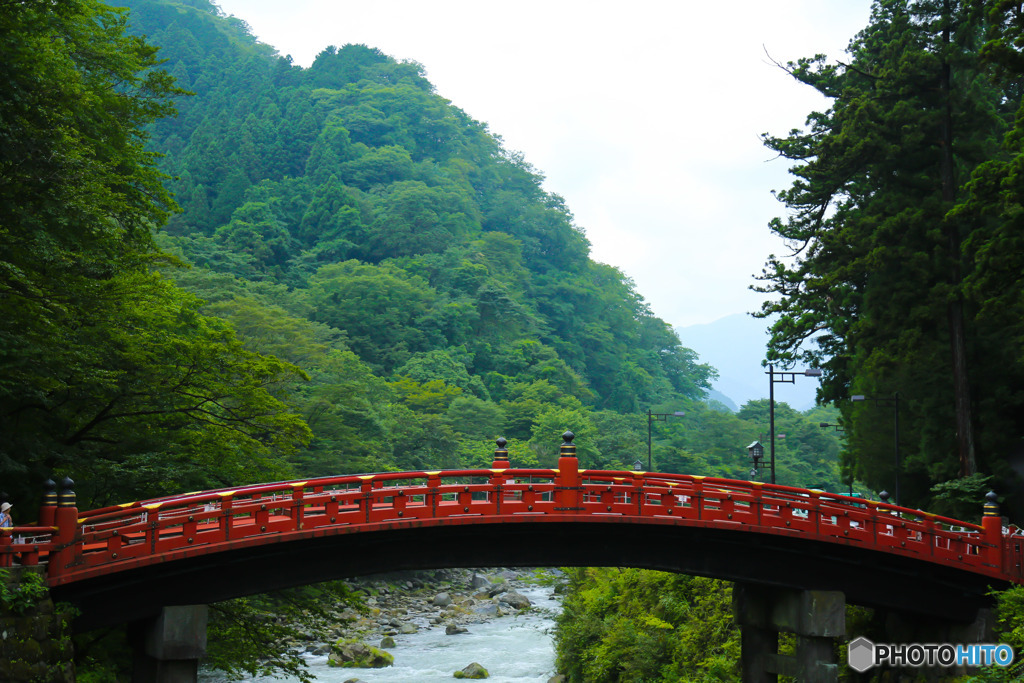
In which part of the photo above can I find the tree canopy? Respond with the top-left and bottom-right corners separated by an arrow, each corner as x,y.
756,0 -> 1024,513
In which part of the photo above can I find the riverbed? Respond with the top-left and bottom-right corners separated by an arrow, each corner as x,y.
201,580 -> 561,682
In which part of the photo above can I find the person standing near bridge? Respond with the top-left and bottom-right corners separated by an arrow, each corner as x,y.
0,502 -> 12,528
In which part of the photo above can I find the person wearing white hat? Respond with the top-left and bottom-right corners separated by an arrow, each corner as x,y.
0,502 -> 12,528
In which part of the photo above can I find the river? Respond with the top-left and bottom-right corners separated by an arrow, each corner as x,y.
200,581 -> 561,683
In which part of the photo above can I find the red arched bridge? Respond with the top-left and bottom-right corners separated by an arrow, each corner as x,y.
2,434 -> 1021,631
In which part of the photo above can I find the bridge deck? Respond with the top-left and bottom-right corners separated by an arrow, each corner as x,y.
2,467 -> 1021,628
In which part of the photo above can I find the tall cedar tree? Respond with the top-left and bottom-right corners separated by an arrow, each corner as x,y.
755,0 -> 1017,507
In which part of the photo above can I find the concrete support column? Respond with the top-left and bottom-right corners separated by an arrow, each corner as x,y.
733,583 -> 845,683
873,607 -> 996,678
740,622 -> 779,683
132,605 -> 209,683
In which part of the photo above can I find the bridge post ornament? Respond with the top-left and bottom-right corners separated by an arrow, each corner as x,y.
57,477 -> 75,508
983,491 -> 1003,566
491,437 -> 509,470
38,478 -> 57,527
559,430 -> 576,460
50,477 -> 79,578
555,431 -> 584,512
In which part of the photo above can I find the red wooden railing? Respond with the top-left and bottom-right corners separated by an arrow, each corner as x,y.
1,462 -> 1020,588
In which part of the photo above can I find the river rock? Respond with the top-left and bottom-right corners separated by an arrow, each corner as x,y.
486,582 -> 508,597
497,591 -> 531,610
446,624 -> 468,635
473,603 -> 500,617
547,676 -> 567,683
471,573 -> 490,589
432,592 -> 452,607
400,623 -> 418,634
328,640 -> 394,668
454,662 -> 490,679
379,636 -> 396,649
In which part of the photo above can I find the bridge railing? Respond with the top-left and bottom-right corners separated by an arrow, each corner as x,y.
4,456 -> 1016,587
0,526 -> 58,568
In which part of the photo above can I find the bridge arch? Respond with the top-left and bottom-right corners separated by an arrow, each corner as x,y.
55,510 -> 1009,632
0,434 -> 1007,633
3,435 -> 1020,681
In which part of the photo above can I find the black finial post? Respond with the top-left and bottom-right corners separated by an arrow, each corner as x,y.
39,478 -> 59,526
879,491 -> 890,504
42,479 -> 57,508
58,476 -> 75,508
560,431 -> 576,460
492,437 -> 509,469
984,490 -> 1000,517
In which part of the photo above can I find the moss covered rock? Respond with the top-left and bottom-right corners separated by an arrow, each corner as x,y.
453,661 -> 489,678
327,639 -> 394,668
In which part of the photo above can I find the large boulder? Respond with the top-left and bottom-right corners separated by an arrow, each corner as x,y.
453,662 -> 490,679
486,582 -> 509,598
496,591 -> 531,610
473,603 -> 500,617
432,592 -> 453,607
328,640 -> 394,668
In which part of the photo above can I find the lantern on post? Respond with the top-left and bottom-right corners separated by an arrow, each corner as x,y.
747,440 -> 767,481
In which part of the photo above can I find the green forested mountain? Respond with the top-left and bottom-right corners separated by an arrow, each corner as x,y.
111,1 -> 844,498
0,0 -> 845,520
126,0 -> 717,480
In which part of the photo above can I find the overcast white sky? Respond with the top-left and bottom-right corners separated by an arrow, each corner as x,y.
213,1 -> 872,329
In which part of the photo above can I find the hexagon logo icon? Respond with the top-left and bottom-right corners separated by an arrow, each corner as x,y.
848,636 -> 875,673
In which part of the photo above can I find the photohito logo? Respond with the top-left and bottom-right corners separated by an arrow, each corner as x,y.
848,637 -> 1015,672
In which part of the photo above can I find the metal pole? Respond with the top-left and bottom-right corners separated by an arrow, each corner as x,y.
894,392 -> 900,506
769,364 -> 776,484
647,409 -> 652,471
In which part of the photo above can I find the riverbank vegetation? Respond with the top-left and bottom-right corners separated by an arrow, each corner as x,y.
554,568 -> 739,682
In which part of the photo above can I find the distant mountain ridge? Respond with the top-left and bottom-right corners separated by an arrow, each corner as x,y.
675,313 -> 819,412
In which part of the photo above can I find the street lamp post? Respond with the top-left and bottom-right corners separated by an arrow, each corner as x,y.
646,409 -> 685,471
819,422 -> 845,432
766,364 -> 822,484
852,392 -> 901,505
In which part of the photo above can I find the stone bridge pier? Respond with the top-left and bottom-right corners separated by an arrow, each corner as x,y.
733,583 -> 846,682
130,605 -> 210,683
0,566 -> 75,682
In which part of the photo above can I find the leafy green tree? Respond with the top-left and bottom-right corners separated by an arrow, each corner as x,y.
0,1 -> 320,507
396,349 -> 489,399
555,568 -> 740,682
755,0 -> 1015,509
305,260 -> 438,371
445,396 -> 506,443
366,180 -> 480,260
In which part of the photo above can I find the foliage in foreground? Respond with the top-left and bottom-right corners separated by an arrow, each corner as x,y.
949,584 -> 1024,682
553,568 -> 740,682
